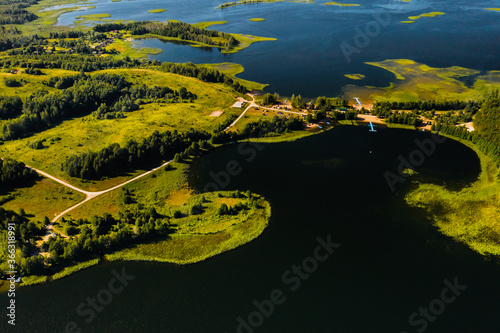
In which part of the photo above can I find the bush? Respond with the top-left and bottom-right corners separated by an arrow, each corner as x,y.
66,225 -> 79,236
29,139 -> 45,150
4,77 -> 22,87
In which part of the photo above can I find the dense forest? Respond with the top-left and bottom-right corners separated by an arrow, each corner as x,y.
0,157 -> 39,186
473,91 -> 500,146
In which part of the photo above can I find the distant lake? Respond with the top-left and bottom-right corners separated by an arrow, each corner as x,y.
4,127 -> 500,333
55,0 -> 500,97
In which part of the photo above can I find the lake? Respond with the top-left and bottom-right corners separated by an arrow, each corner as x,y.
3,127 -> 500,333
54,0 -> 500,97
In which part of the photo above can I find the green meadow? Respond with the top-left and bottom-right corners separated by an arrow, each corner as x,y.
0,178 -> 85,222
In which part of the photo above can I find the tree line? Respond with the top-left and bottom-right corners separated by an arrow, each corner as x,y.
94,21 -> 239,50
0,53 -> 144,72
159,62 -> 247,93
62,129 -> 210,179
374,100 -> 479,112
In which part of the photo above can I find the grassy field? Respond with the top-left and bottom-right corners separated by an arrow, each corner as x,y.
0,178 -> 86,222
0,69 -> 78,100
406,134 -> 500,256
65,163 -> 190,220
52,259 -> 100,280
0,68 -> 241,191
343,59 -> 500,104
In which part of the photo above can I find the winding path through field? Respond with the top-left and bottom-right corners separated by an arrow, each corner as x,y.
28,159 -> 173,241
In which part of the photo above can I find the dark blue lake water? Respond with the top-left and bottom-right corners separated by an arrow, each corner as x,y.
2,127 -> 500,333
54,0 -> 500,97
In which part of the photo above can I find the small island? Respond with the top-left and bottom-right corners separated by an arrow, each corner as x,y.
323,2 -> 361,7
217,0 -> 314,9
344,74 -> 365,80
147,9 -> 167,13
407,11 -> 445,21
